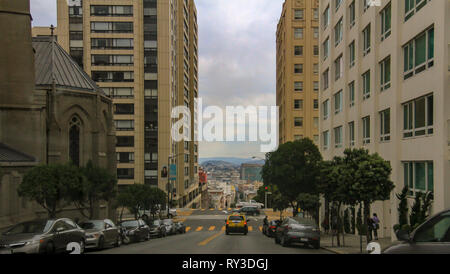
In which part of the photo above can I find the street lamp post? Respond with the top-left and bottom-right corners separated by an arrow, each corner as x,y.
167,153 -> 181,218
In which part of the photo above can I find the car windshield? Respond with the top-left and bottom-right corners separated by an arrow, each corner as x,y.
163,219 -> 172,224
5,220 -> 53,235
152,220 -> 161,226
291,218 -> 316,226
80,221 -> 104,230
229,216 -> 244,221
120,220 -> 139,228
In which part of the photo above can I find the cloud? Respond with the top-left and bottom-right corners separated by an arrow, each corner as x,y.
30,0 -> 57,26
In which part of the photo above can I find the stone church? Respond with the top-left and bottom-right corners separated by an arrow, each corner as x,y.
0,0 -> 116,229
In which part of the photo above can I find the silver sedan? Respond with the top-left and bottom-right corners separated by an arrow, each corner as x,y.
79,219 -> 121,250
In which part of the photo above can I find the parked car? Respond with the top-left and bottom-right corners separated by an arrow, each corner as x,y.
162,219 -> 177,235
79,219 -> 121,250
263,220 -> 281,238
0,218 -> 86,254
118,219 -> 150,243
236,206 -> 260,216
148,219 -> 167,238
175,222 -> 187,234
384,209 -> 450,254
274,217 -> 320,249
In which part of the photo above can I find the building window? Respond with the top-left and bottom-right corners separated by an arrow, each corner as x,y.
313,8 -> 319,20
362,70 -> 371,100
294,99 -> 303,110
363,24 -> 371,56
380,56 -> 391,91
403,27 -> 434,80
403,94 -> 434,138
294,64 -> 303,74
314,45 -> 319,56
294,135 -> 303,141
323,68 -> 329,90
349,121 -> 355,147
117,152 -> 135,163
380,108 -> 391,142
362,116 -> 371,145
90,5 -> 133,17
381,3 -> 391,41
294,117 -> 303,127
349,41 -> 355,68
314,81 -> 319,92
363,0 -> 371,12
91,22 -> 133,33
313,27 -> 319,39
313,64 -> 319,74
334,55 -> 343,81
323,5 -> 330,29
294,81 -> 303,92
314,99 -> 319,110
92,71 -> 134,82
294,28 -> 304,39
323,37 -> 330,60
405,0 -> 430,21
323,131 -> 330,150
114,104 -> 134,115
334,90 -> 343,114
314,117 -> 319,128
403,162 -> 434,196
334,126 -> 343,148
294,9 -> 304,20
323,100 -> 329,120
116,136 -> 134,147
294,45 -> 303,56
349,1 -> 355,28
349,81 -> 355,107
335,0 -> 343,11
117,168 -> 134,180
334,18 -> 343,47
69,116 -> 81,167
115,120 -> 135,131
103,87 -> 134,98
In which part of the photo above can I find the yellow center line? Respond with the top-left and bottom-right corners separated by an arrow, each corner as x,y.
221,226 -> 225,231
196,226 -> 203,232
186,227 -> 191,232
198,231 -> 224,246
208,226 -> 216,231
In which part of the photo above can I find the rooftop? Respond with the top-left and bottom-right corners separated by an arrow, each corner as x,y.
0,143 -> 35,163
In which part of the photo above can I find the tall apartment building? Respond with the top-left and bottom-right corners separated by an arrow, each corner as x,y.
57,0 -> 201,208
276,0 -> 321,145
319,0 -> 450,238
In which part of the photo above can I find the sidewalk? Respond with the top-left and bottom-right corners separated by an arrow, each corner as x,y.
320,233 -> 393,254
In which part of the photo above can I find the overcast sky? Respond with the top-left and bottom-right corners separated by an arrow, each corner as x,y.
30,0 -> 284,159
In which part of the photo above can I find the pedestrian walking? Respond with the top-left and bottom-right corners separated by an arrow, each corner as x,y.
367,217 -> 374,242
372,213 -> 380,240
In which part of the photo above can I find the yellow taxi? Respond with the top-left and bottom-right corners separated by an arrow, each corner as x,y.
225,214 -> 249,235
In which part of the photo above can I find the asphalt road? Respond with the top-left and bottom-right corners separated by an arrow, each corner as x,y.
92,210 -> 331,254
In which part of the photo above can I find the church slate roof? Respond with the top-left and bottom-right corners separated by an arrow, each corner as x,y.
33,36 -> 102,93
0,143 -> 35,162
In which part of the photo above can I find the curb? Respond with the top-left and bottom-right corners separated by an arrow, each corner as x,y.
321,247 -> 344,254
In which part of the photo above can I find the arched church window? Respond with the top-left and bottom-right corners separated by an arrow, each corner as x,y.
69,116 -> 81,166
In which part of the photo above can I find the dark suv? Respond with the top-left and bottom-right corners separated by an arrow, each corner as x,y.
238,206 -> 260,216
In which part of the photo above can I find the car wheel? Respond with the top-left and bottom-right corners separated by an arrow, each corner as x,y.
79,239 -> 85,254
281,236 -> 289,247
98,236 -> 105,250
146,232 -> 151,241
226,230 -> 229,235
115,236 -> 122,247
312,241 -> 320,249
274,236 -> 280,244
46,241 -> 55,254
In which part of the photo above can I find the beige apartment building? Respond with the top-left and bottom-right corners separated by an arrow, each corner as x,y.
319,0 -> 450,238
56,0 -> 201,208
277,0 -> 321,145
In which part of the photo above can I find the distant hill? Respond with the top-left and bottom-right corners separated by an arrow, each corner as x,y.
200,157 -> 264,166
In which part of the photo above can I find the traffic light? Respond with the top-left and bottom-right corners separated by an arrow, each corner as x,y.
265,186 -> 268,191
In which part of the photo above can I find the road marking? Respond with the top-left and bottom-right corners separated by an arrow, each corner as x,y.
218,208 -> 222,211
208,226 -> 216,231
259,226 -> 263,232
228,208 -> 232,211
201,209 -> 206,211
210,208 -> 214,211
198,231 -> 224,246
221,226 -> 225,231
248,226 -> 253,231
186,227 -> 191,232
196,226 -> 203,232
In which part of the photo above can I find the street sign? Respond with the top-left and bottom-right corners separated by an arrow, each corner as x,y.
169,164 -> 177,181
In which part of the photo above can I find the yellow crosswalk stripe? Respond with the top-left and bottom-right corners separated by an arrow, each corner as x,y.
248,226 -> 253,231
221,226 -> 225,231
228,208 -> 232,211
186,227 -> 191,232
210,208 -> 214,211
208,226 -> 216,231
201,209 -> 206,211
196,226 -> 203,232
218,208 -> 222,211
259,226 -> 263,232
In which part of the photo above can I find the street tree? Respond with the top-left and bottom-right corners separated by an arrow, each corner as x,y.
296,193 -> 321,224
18,163 -> 84,218
262,139 -> 322,216
70,161 -> 117,219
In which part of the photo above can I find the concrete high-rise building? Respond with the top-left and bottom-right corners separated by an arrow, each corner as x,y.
57,0 -> 201,208
277,0 -> 321,145
319,0 -> 450,239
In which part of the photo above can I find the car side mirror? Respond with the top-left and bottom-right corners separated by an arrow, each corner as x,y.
396,229 -> 411,242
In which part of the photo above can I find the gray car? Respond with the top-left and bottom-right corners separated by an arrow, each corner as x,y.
162,219 -> 177,235
384,209 -> 450,254
79,219 -> 121,250
0,218 -> 86,254
274,217 -> 320,249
